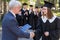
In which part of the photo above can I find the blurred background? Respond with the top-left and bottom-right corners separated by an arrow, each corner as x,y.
0,0 -> 60,40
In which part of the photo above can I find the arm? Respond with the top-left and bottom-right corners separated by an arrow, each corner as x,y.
7,18 -> 30,38
57,18 -> 60,38
34,18 -> 42,39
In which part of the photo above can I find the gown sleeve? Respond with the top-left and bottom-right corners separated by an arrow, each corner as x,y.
57,18 -> 60,37
33,18 -> 42,40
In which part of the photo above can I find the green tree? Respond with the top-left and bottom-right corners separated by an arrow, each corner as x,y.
1,0 -> 7,20
57,0 -> 60,12
59,0 -> 60,8
19,0 -> 28,3
35,0 -> 44,7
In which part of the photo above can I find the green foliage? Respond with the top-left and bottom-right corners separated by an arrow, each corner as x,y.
2,0 -> 10,2
56,13 -> 60,17
40,0 -> 44,2
19,0 -> 22,1
7,0 -> 10,2
19,0 -> 28,3
0,20 -> 2,27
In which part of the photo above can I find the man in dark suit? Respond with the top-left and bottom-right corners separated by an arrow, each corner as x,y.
2,1 -> 35,40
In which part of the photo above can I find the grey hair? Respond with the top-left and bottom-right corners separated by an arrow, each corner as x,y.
9,0 -> 22,10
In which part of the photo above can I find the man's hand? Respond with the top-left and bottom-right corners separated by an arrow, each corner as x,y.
44,32 -> 49,37
30,32 -> 35,38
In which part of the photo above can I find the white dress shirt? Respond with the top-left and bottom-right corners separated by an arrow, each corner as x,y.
9,10 -> 16,17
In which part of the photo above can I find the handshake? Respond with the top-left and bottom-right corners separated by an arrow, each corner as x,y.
30,32 -> 35,38
20,24 -> 35,38
29,31 -> 49,38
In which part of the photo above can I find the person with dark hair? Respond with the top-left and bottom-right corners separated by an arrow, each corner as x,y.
16,10 -> 24,26
38,6 -> 43,17
23,3 -> 28,5
34,6 -> 40,30
29,5 -> 33,14
16,3 -> 29,26
33,6 -> 43,40
22,3 -> 29,25
29,5 -> 35,30
34,1 -> 60,40
22,3 -> 28,15
30,5 -> 33,7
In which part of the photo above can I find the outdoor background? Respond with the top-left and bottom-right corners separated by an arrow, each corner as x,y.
0,0 -> 60,40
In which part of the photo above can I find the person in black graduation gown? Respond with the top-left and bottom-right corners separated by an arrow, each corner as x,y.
33,6 -> 42,40
21,3 -> 28,15
16,9 -> 25,26
33,6 -> 43,40
16,3 -> 29,26
29,5 -> 35,30
34,6 -> 40,30
21,3 -> 29,25
29,5 -> 34,14
34,1 -> 60,40
38,6 -> 43,17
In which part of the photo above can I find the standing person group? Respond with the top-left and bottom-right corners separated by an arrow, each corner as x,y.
16,3 -> 41,30
34,1 -> 60,40
2,0 -> 60,40
16,1 -> 60,40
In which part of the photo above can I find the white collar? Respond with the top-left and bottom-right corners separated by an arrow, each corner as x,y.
41,15 -> 57,23
23,8 -> 26,11
9,10 -> 16,17
29,10 -> 32,14
48,15 -> 57,23
18,12 -> 22,16
34,12 -> 38,15
41,16 -> 47,23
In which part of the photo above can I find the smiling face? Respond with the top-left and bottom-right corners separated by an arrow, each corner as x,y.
30,7 -> 33,10
42,7 -> 48,15
13,5 -> 21,14
23,5 -> 28,9
42,6 -> 53,19
35,8 -> 39,13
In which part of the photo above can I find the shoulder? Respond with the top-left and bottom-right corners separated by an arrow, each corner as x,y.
38,17 -> 42,21
3,13 -> 15,21
38,17 -> 42,22
55,17 -> 60,21
56,17 -> 60,22
53,17 -> 60,24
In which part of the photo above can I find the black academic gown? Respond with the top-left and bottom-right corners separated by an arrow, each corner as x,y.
29,11 -> 35,30
34,17 -> 60,40
23,10 -> 29,25
33,12 -> 41,30
16,9 -> 25,26
16,9 -> 29,26
38,12 -> 42,17
29,12 -> 39,30
16,14 -> 24,26
34,15 -> 38,29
